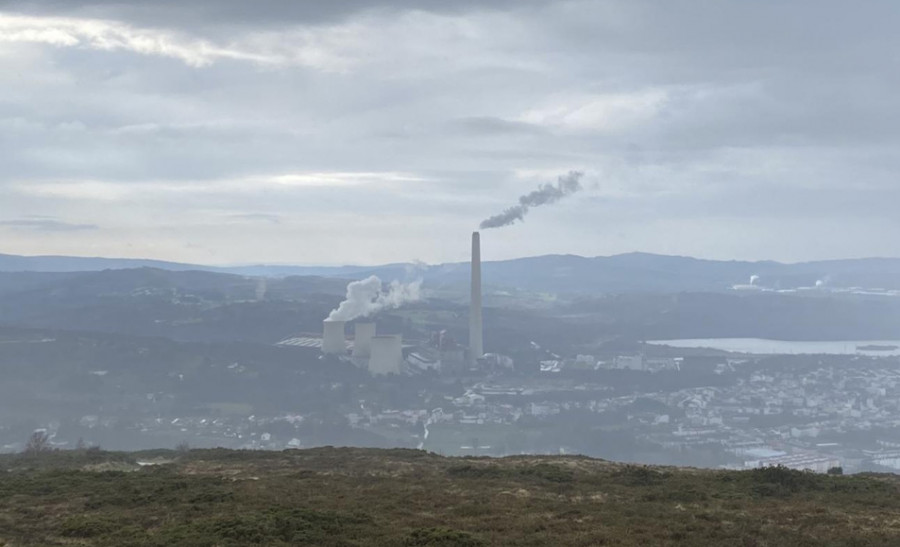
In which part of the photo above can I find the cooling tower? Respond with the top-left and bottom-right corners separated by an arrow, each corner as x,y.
369,335 -> 403,375
469,231 -> 483,363
352,322 -> 376,358
321,320 -> 347,354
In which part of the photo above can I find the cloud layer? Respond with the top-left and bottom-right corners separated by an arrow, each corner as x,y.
1,1 -> 898,264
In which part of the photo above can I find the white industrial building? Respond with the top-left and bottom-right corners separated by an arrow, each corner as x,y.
369,335 -> 404,375
321,319 -> 347,354
315,319 -> 405,376
352,322 -> 376,358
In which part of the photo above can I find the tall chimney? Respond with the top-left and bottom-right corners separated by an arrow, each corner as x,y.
469,231 -> 483,363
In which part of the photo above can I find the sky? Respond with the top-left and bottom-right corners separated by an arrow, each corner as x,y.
0,0 -> 898,266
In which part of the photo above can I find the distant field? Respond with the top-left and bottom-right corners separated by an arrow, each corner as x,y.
2,447 -> 900,546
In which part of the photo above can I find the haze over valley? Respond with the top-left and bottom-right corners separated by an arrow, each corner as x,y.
1,248 -> 899,476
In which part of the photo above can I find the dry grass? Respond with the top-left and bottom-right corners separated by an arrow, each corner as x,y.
1,447 -> 900,546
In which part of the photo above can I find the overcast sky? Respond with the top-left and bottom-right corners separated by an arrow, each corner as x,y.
1,0 -> 898,265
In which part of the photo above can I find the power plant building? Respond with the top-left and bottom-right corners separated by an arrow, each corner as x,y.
321,320 -> 347,354
369,335 -> 404,375
319,236 -> 489,373
352,322 -> 376,358
321,319 -> 408,375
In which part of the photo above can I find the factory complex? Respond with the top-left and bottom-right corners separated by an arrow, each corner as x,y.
279,232 -> 488,376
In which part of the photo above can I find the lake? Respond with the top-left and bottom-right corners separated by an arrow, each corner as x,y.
647,338 -> 900,356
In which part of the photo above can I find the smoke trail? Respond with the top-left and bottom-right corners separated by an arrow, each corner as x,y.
327,275 -> 422,321
480,171 -> 584,229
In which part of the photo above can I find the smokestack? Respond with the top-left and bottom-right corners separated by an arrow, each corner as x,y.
321,320 -> 347,354
469,231 -> 483,363
352,322 -> 376,358
369,335 -> 403,375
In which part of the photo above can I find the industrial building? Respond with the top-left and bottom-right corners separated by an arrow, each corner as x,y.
369,335 -> 404,375
321,319 -> 347,354
283,231 -> 490,376
313,319 -> 406,376
352,322 -> 376,358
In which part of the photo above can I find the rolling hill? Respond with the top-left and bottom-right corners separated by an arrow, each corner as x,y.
3,251 -> 900,294
2,447 -> 899,546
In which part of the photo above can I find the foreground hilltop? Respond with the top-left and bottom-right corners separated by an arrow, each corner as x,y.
2,447 -> 899,546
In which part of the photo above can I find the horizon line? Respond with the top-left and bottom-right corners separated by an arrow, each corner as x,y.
2,250 -> 900,270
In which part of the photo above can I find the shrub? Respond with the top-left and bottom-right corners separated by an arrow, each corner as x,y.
23,431 -> 51,455
446,464 -> 505,479
404,527 -> 486,547
747,465 -> 820,497
59,515 -> 118,538
616,465 -> 669,487
447,463 -> 573,483
517,463 -> 574,483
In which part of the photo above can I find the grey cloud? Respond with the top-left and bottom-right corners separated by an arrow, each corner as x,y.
0,0 -> 550,28
450,116 -> 547,137
0,218 -> 98,231
226,213 -> 282,224
583,181 -> 900,224
0,0 -> 899,263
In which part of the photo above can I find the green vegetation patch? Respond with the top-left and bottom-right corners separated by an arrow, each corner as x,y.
3,448 -> 900,546
447,462 -> 573,483
155,508 -> 372,546
404,527 -> 486,547
59,514 -> 121,538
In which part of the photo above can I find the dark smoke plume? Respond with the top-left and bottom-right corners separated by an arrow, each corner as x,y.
480,171 -> 583,229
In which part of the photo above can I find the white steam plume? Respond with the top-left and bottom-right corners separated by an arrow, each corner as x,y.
327,275 -> 422,321
480,171 -> 584,229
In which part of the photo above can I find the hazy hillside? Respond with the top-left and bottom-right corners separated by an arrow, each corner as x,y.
0,253 -> 212,273
4,251 -> 900,294
443,253 -> 900,294
561,291 -> 900,342
2,447 -> 899,546
0,269 -> 350,343
0,253 -> 394,279
1,267 -> 898,345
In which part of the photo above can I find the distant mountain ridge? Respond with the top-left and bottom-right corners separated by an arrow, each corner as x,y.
2,251 -> 900,294
0,252 -> 400,278
0,253 -> 208,273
